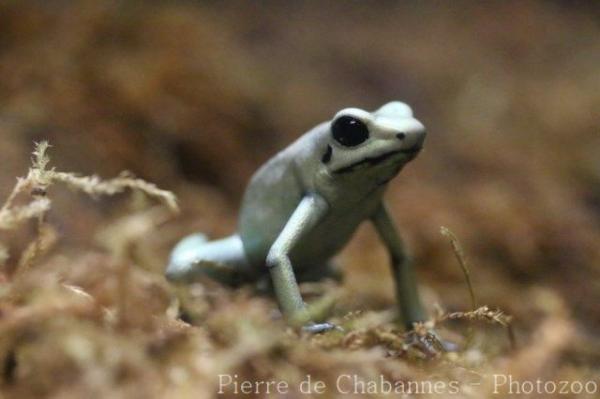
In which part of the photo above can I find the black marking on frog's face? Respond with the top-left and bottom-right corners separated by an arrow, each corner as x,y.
324,103 -> 426,178
321,145 -> 333,164
332,146 -> 422,174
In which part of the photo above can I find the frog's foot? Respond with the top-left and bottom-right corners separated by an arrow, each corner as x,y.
438,338 -> 460,352
302,322 -> 344,334
405,329 -> 459,357
166,233 -> 252,286
426,328 -> 460,352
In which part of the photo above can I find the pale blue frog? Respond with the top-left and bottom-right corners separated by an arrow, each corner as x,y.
167,102 -> 428,334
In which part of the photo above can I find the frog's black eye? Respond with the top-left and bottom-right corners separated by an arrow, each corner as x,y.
331,116 -> 369,147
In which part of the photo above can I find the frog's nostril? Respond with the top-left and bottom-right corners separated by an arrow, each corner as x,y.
396,132 -> 406,140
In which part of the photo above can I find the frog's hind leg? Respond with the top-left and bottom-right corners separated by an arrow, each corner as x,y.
296,261 -> 343,283
165,233 -> 252,286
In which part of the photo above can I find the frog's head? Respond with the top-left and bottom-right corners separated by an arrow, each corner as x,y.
320,101 -> 426,180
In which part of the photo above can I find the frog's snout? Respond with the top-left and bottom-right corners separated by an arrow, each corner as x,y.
395,119 -> 426,152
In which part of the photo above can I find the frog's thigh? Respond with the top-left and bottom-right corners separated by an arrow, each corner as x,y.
296,261 -> 343,283
166,233 -> 251,285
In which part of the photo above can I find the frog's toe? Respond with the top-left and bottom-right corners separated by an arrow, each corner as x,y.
440,339 -> 460,352
302,322 -> 344,334
428,329 -> 460,352
406,330 -> 459,357
406,333 -> 439,357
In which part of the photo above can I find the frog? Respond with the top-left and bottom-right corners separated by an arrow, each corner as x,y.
166,101 -> 428,334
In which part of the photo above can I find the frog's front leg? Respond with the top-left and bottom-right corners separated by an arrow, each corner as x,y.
370,202 -> 427,329
266,194 -> 336,332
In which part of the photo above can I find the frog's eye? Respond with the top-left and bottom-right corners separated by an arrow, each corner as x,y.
331,116 -> 369,147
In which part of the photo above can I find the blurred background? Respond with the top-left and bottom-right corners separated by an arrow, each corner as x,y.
0,1 -> 599,398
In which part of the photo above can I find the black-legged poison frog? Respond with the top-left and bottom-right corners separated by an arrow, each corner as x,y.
167,102 -> 429,334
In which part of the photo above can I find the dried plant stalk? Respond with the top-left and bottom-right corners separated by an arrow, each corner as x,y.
52,171 -> 178,212
116,259 -> 131,329
0,178 -> 32,214
437,306 -> 512,326
0,198 -> 51,230
440,226 -> 516,350
0,141 -> 179,277
0,243 -> 8,267
440,226 -> 477,309
1,141 -> 178,222
17,224 -> 58,273
0,300 -> 97,336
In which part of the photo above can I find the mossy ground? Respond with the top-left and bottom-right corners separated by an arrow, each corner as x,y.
0,2 -> 599,398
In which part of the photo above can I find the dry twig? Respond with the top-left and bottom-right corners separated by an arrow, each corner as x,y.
0,141 -> 179,275
436,306 -> 512,326
440,226 -> 477,309
440,227 -> 516,349
0,243 -> 8,268
52,171 -> 178,212
0,198 -> 51,231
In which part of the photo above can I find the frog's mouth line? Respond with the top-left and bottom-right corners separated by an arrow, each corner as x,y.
333,147 -> 422,174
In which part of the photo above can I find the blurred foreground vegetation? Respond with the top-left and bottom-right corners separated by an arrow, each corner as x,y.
0,1 -> 599,398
